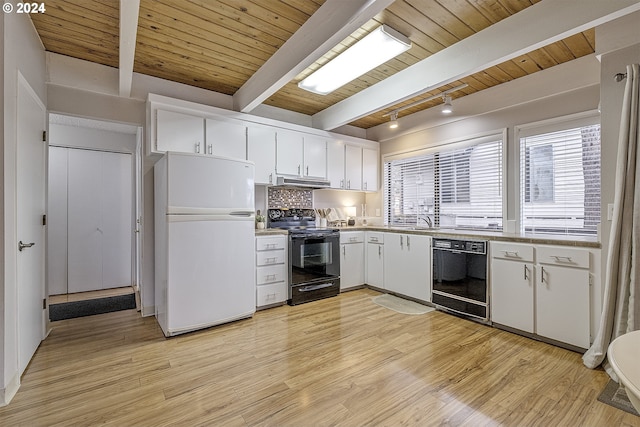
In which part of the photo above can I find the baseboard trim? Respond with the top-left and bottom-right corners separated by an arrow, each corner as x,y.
0,372 -> 20,407
141,305 -> 155,317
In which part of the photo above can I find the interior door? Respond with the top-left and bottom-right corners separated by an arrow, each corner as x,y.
16,74 -> 46,375
67,149 -> 103,293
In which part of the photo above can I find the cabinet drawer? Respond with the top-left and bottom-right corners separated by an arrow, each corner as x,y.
256,264 -> 287,285
340,231 -> 364,244
366,232 -> 384,244
256,236 -> 286,251
257,282 -> 287,307
536,245 -> 590,269
491,241 -> 534,262
256,250 -> 285,266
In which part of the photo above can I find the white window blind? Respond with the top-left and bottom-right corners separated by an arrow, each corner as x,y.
384,136 -> 503,230
520,123 -> 601,236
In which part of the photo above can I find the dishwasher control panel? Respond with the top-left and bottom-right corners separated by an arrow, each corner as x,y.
432,238 -> 486,254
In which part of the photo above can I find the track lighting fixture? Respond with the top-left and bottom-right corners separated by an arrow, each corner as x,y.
389,112 -> 399,129
441,95 -> 453,114
381,83 -> 468,125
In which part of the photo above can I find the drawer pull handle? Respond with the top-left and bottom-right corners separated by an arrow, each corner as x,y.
349,237 -> 358,242
502,250 -> 519,257
265,257 -> 277,264
551,255 -> 573,263
265,243 -> 277,249
370,237 -> 378,242
266,274 -> 277,281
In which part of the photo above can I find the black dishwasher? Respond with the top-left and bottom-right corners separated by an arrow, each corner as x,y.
432,238 -> 488,322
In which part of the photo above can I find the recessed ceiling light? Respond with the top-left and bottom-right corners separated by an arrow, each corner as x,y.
298,25 -> 411,95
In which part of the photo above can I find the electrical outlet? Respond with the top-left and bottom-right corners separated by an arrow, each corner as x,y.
375,208 -> 381,217
607,203 -> 614,221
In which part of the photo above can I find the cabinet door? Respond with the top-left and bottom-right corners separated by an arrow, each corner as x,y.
400,234 -> 431,302
276,130 -> 303,176
366,243 -> 384,288
362,147 -> 378,192
327,140 -> 345,189
156,109 -> 205,153
383,233 -> 404,294
491,259 -> 534,332
345,145 -> 362,190
341,243 -> 365,290
303,136 -> 327,178
205,118 -> 246,159
247,127 -> 276,185
536,265 -> 590,348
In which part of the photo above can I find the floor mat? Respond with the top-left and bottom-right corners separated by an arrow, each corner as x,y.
372,294 -> 435,315
49,294 -> 136,321
598,379 -> 639,416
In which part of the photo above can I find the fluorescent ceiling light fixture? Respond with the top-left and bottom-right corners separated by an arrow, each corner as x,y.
441,95 -> 453,114
298,25 -> 411,95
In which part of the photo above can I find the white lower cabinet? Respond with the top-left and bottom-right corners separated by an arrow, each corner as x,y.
340,231 -> 365,291
490,242 -> 593,349
384,233 -> 431,302
365,232 -> 384,289
535,245 -> 590,349
490,242 -> 534,333
255,235 -> 287,308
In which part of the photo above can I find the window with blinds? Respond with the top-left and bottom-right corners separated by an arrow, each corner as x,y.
384,135 -> 503,230
520,121 -> 601,236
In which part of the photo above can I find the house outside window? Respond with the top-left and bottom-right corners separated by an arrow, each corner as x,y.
519,116 -> 601,236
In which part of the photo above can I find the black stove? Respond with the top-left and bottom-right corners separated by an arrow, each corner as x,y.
268,209 -> 341,305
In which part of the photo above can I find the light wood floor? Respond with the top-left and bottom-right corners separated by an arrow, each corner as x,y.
49,286 -> 135,304
2,289 -> 639,426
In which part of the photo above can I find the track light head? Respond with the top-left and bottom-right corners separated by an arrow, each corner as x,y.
389,111 -> 399,129
441,95 -> 453,114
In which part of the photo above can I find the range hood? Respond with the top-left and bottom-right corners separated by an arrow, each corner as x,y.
276,175 -> 331,189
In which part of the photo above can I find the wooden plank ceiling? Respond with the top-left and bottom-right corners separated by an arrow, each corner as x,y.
30,0 -> 595,130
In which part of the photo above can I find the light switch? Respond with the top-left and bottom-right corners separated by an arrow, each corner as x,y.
375,208 -> 381,217
607,203 -> 614,221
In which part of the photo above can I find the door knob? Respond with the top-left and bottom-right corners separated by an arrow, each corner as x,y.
18,241 -> 35,251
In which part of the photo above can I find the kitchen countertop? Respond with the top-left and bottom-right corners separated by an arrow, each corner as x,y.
332,225 -> 601,249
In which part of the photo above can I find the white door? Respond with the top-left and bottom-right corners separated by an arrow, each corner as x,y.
68,149 -> 103,292
47,146 -> 68,295
205,118 -> 246,159
491,259 -> 534,333
16,75 -> 46,375
362,148 -> 378,191
67,149 -> 133,293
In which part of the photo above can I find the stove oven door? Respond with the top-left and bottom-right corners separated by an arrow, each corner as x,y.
289,233 -> 340,285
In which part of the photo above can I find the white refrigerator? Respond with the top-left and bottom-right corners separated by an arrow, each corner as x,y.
154,152 -> 256,337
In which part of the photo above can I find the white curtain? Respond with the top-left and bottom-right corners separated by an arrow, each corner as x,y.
583,63 -> 640,371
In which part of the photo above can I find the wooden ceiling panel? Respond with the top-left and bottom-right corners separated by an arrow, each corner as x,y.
29,1 -> 597,130
30,0 -> 119,68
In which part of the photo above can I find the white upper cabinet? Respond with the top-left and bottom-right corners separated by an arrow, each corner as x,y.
362,147 -> 378,192
327,140 -> 346,189
303,135 -> 327,179
205,118 -> 246,159
345,145 -> 363,190
247,127 -> 277,185
276,131 -> 327,178
276,130 -> 304,176
156,109 -> 205,154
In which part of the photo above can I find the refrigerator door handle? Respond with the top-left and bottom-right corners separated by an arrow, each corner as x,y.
229,211 -> 253,217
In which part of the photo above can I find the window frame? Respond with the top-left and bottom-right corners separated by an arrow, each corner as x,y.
515,111 -> 601,236
383,129 -> 507,231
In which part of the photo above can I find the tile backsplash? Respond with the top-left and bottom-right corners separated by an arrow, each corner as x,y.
268,187 -> 313,209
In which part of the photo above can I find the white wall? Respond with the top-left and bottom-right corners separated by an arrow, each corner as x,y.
1,8 -> 46,404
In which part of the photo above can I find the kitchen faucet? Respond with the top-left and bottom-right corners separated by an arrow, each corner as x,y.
419,216 -> 433,228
